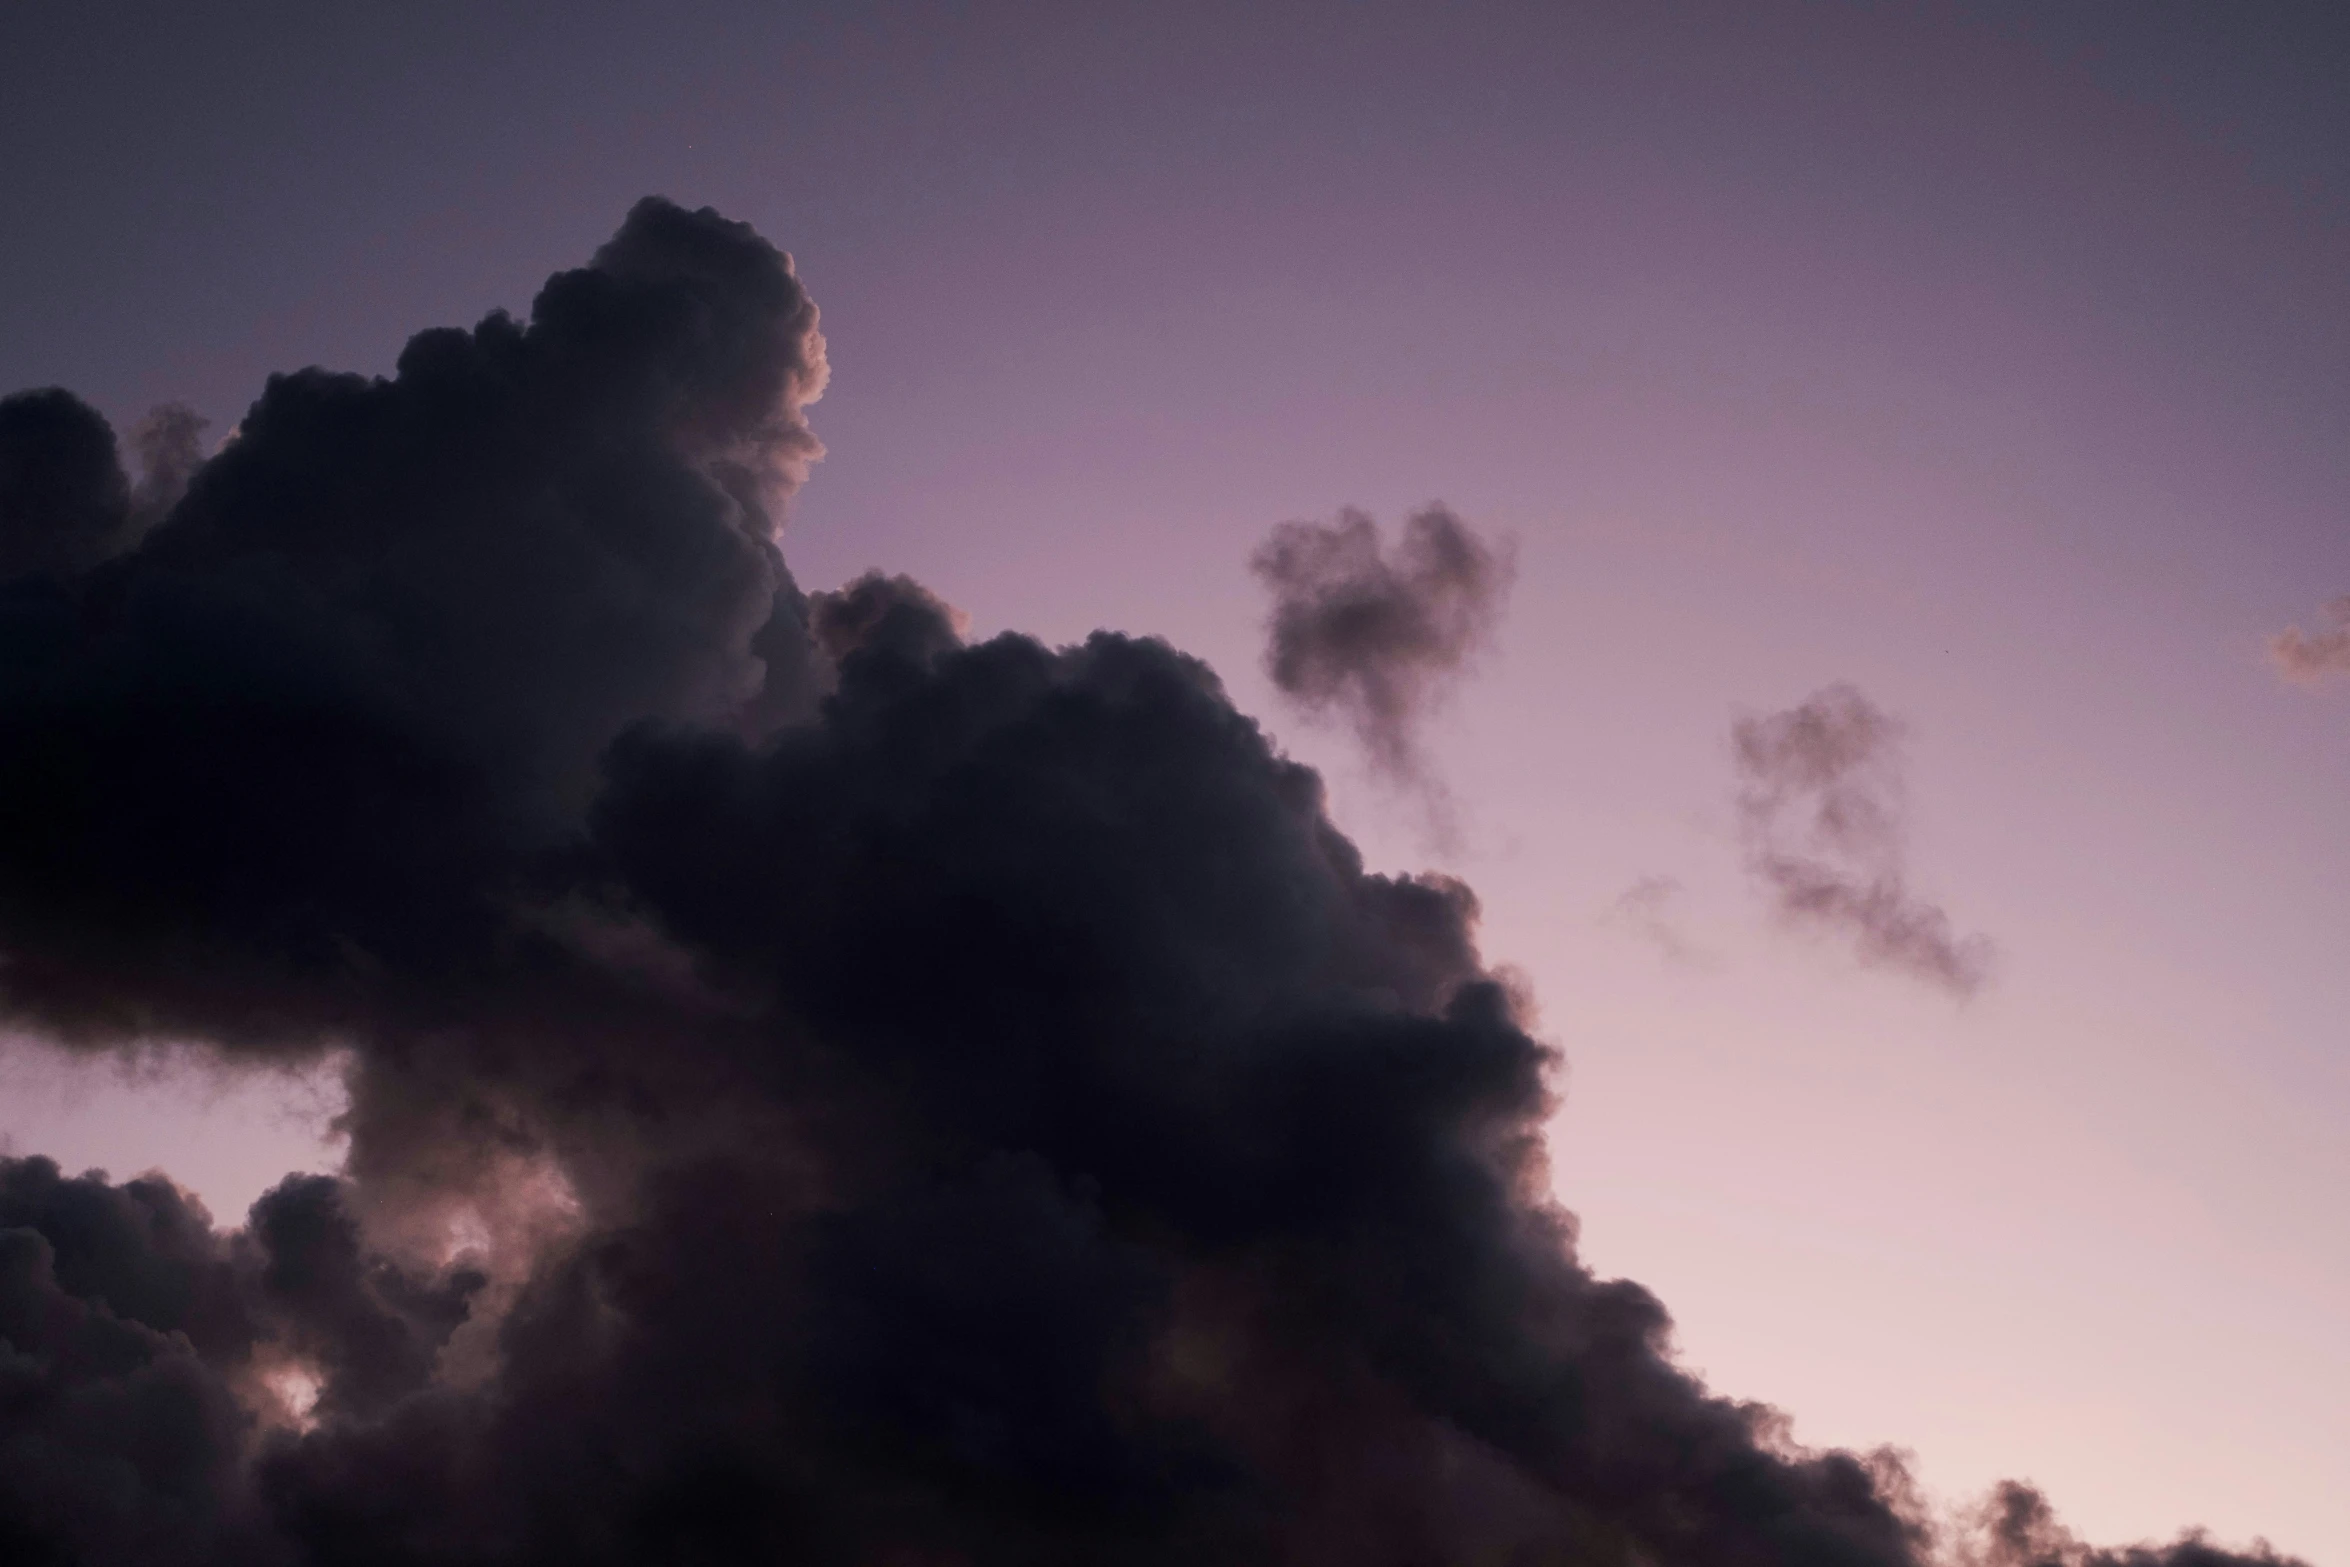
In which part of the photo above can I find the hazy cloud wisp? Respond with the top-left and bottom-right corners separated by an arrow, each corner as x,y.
2269,596 -> 2350,685
1734,685 -> 1995,999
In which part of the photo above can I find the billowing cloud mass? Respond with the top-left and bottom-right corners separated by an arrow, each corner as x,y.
2268,597 -> 2350,685
0,203 -> 2283,1566
1251,503 -> 1511,797
1734,686 -> 1995,999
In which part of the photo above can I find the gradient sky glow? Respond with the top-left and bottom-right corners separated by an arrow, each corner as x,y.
4,3 -> 2346,1560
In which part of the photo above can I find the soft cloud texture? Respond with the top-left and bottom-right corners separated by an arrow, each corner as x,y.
0,204 -> 2283,1567
1962,1483 -> 2303,1567
1734,685 -> 1995,999
1252,503 -> 1512,803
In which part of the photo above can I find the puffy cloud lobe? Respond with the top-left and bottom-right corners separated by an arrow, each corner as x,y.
0,197 -> 827,1047
809,568 -> 968,670
1965,1483 -> 2305,1567
1252,504 -> 1511,790
0,390 -> 131,578
0,392 -> 217,584
0,205 -> 2285,1565
247,1175 -> 482,1423
1734,684 -> 1995,999
0,1224 -> 258,1567
0,1158 -> 477,1566
2268,597 -> 2350,684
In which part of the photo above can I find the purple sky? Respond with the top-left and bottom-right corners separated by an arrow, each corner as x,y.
5,3 -> 2347,1559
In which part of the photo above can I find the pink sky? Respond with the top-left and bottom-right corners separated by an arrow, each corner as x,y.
4,3 -> 2344,1559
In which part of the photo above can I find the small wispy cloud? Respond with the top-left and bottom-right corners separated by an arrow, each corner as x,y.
1252,504 -> 1512,839
1733,685 -> 1993,999
2268,596 -> 2350,685
1604,875 -> 1720,971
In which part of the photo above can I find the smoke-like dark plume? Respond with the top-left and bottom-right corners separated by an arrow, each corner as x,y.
1733,686 -> 1995,998
0,204 -> 2287,1566
1251,504 -> 1511,798
2269,596 -> 2350,685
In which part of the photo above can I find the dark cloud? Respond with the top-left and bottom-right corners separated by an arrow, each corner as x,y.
0,388 -> 135,577
809,568 -> 968,670
2268,596 -> 2350,684
0,196 -> 827,1048
1964,1483 -> 2305,1567
1251,504 -> 1510,801
0,204 -> 2279,1565
0,394 -> 232,583
1734,685 -> 1995,998
0,1157 -> 473,1565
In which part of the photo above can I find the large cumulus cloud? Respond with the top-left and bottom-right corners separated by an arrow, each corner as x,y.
0,202 -> 2294,1567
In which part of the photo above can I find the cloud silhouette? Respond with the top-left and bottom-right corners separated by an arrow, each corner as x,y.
1252,503 -> 1511,812
0,204 -> 2287,1567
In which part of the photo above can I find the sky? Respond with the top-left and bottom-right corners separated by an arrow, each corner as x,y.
2,2 -> 2346,1561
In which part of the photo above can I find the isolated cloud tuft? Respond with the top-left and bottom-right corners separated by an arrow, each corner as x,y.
0,389 -> 135,577
0,204 -> 2287,1567
1252,503 -> 1511,793
2268,597 -> 2350,685
1734,685 -> 1994,998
